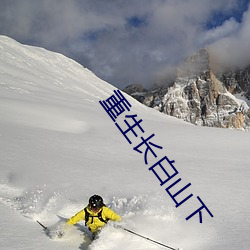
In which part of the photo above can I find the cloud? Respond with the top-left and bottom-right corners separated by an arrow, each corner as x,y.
0,0 -> 249,88
208,3 -> 250,68
200,18 -> 240,45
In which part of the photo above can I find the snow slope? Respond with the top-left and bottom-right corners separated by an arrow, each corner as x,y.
0,36 -> 250,250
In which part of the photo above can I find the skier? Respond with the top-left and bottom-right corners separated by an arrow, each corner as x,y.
67,194 -> 122,239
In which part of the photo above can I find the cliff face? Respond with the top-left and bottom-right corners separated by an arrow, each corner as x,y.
218,66 -> 250,99
123,49 -> 250,130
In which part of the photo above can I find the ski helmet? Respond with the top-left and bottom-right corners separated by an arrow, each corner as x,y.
89,195 -> 104,210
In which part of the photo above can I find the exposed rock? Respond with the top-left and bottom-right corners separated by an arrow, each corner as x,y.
123,83 -> 146,95
123,49 -> 250,130
123,84 -> 147,103
217,66 -> 250,99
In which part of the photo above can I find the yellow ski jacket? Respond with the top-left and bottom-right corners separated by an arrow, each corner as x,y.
67,206 -> 121,233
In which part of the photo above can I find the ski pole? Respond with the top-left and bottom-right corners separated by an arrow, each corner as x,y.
37,220 -> 48,231
122,227 -> 179,250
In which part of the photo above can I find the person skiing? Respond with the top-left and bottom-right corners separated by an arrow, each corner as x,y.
66,194 -> 121,239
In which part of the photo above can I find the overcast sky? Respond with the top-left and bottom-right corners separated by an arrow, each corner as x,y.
0,0 -> 249,88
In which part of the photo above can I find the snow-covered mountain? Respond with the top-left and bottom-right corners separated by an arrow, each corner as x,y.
124,49 -> 250,130
0,36 -> 250,250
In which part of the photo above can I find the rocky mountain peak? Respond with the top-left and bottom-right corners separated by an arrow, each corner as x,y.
123,49 -> 250,130
177,49 -> 210,78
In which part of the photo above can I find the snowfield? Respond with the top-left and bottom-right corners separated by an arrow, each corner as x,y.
0,36 -> 249,250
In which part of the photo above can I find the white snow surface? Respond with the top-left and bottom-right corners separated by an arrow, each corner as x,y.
0,36 -> 250,250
